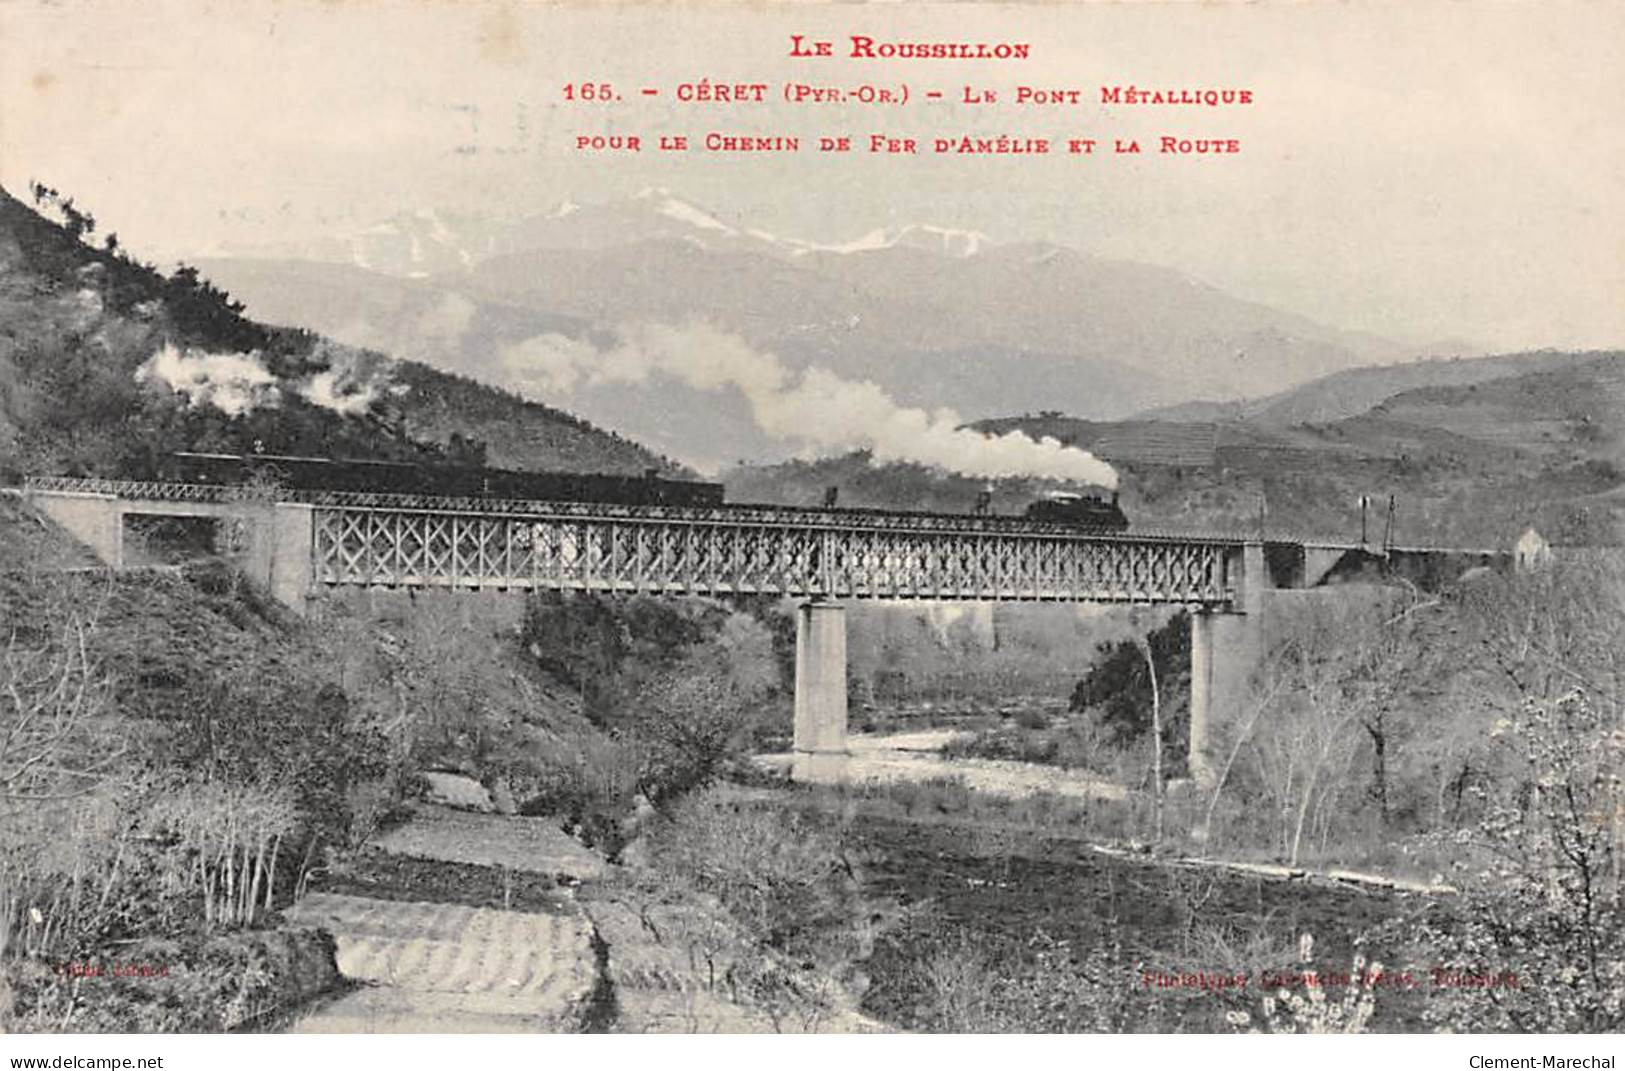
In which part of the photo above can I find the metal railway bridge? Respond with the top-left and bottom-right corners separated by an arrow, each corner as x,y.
22,476 -> 1240,604
21,476 -> 1505,784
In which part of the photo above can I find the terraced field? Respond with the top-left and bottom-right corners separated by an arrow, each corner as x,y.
284,892 -> 597,1032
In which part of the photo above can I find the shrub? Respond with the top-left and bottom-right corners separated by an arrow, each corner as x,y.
1014,708 -> 1051,731
0,557 -> 400,1015
892,926 -> 1172,1032
628,651 -> 754,809
1226,934 -> 1380,1034
940,715 -> 1114,775
1072,611 -> 1191,773
1,927 -> 339,1032
646,791 -> 879,979
144,781 -> 298,928
520,592 -> 731,725
0,790 -> 144,963
163,675 -> 389,854
520,737 -> 641,862
0,590 -> 137,962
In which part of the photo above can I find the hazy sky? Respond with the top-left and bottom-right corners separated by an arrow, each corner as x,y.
2,0 -> 1621,351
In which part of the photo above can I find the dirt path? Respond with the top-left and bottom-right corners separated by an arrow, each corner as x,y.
283,805 -> 603,1033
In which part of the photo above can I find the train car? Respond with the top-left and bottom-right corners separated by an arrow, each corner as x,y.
1022,489 -> 1130,531
161,452 -> 725,509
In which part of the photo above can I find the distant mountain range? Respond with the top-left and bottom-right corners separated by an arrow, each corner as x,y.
725,347 -> 1625,547
1139,350 -> 1608,426
198,188 -> 1443,472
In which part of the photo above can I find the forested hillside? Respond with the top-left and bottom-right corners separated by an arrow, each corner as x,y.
0,185 -> 679,481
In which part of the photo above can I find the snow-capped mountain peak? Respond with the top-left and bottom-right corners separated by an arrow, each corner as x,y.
632,187 -> 736,235
349,206 -> 480,275
890,224 -> 989,257
331,190 -> 1003,277
750,222 -> 992,259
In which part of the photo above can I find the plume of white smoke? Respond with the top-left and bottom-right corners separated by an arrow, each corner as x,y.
135,342 -> 391,417
136,343 -> 280,417
499,322 -> 1118,487
300,369 -> 374,414
299,343 -> 392,414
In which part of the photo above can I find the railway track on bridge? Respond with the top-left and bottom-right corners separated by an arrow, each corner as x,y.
22,475 -> 1249,542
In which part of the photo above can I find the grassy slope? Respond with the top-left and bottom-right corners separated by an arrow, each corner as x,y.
0,491 -> 99,570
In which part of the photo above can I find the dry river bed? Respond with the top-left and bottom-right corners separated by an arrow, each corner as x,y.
757,728 -> 1126,800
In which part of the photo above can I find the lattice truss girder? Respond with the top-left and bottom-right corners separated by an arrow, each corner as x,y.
312,508 -> 1235,605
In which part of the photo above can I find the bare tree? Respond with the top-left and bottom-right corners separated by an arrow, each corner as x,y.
1465,554 -> 1625,722
2,602 -> 122,806
1342,583 -> 1439,826
0,576 -> 126,962
1247,601 -> 1365,865
1137,636 -> 1164,845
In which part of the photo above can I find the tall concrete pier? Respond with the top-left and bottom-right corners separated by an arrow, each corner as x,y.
792,600 -> 848,781
1187,542 -> 1265,787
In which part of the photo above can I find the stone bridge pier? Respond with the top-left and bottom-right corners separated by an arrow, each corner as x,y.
1188,542 -> 1265,789
791,600 -> 849,781
789,542 -> 1271,787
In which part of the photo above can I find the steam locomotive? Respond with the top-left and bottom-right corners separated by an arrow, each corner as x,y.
819,484 -> 1126,530
158,452 -> 726,508
1021,489 -> 1129,531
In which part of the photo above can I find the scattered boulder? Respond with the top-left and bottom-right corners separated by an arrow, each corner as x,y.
420,771 -> 495,813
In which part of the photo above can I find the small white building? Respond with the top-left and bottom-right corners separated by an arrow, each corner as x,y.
1515,527 -> 1553,572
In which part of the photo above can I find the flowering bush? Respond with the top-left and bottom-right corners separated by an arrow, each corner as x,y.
1227,934 -> 1381,1034
1413,689 -> 1623,1032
